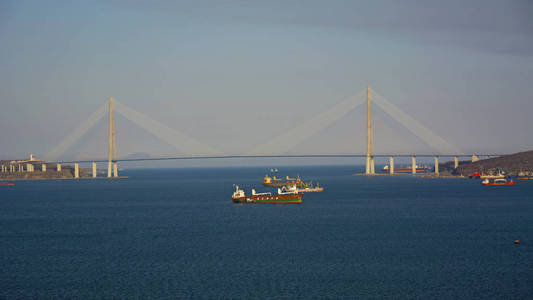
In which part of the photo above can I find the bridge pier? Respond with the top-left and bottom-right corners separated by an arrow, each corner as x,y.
412,156 -> 416,175
434,156 -> 439,175
74,163 -> 79,178
365,156 -> 375,175
113,162 -> 118,177
26,163 -> 33,172
92,162 -> 97,178
454,156 -> 459,169
57,163 -> 61,172
42,164 -> 46,172
107,161 -> 112,178
389,156 -> 394,174
472,154 -> 479,162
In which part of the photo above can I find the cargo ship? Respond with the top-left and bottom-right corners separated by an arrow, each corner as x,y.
232,185 -> 302,204
282,182 -> 323,193
382,165 -> 430,173
263,175 -> 304,187
0,181 -> 14,186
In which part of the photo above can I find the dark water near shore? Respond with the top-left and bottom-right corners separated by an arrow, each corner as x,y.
1,165 -> 532,298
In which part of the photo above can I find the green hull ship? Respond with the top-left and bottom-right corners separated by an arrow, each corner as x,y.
232,186 -> 302,204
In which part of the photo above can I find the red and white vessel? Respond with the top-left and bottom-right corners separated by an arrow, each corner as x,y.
482,178 -> 515,186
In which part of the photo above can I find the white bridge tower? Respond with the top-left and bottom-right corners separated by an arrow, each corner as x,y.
365,86 -> 375,175
107,97 -> 118,177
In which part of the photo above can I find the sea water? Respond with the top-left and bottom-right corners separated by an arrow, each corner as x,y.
1,165 -> 532,298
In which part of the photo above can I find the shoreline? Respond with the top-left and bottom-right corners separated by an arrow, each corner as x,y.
0,176 -> 128,181
353,173 -> 466,178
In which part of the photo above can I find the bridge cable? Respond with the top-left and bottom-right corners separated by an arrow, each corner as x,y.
44,102 -> 107,161
114,101 -> 224,156
371,89 -> 463,155
247,91 -> 366,155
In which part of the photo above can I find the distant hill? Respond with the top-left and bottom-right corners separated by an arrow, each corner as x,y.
455,150 -> 533,176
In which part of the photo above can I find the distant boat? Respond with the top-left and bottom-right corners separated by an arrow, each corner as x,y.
0,181 -> 15,186
469,172 -> 481,179
471,172 -> 506,179
263,175 -> 304,187
282,182 -> 324,193
482,178 -> 515,186
479,173 -> 505,179
382,165 -> 430,173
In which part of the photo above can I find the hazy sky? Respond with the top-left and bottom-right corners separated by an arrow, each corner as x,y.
1,0 -> 532,164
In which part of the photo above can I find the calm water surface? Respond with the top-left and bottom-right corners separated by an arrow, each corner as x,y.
1,165 -> 532,298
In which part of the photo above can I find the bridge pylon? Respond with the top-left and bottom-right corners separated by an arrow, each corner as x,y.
107,97 -> 118,178
365,86 -> 375,175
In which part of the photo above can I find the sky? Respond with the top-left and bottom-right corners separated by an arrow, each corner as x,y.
1,0 -> 532,166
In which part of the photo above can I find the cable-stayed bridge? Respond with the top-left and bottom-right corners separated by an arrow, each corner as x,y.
2,87 -> 504,178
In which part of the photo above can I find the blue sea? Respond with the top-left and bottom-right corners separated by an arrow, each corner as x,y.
1,165 -> 532,298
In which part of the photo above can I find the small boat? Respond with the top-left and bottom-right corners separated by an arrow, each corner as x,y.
469,172 -> 481,179
263,174 -> 304,187
482,178 -> 515,186
232,185 -> 302,204
0,181 -> 15,186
